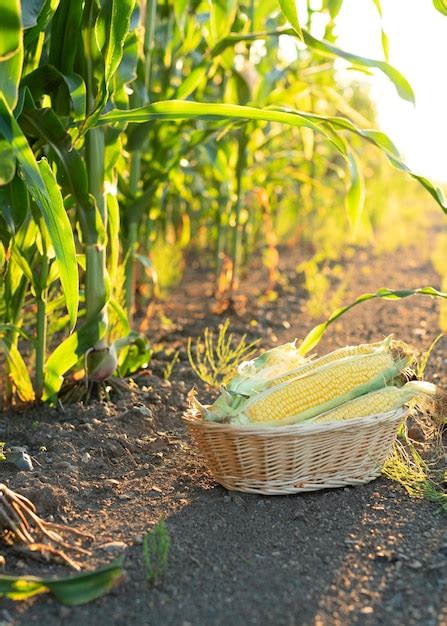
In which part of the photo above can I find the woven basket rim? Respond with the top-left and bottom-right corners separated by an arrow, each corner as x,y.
182,406 -> 408,435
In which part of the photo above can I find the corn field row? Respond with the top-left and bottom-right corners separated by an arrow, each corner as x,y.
0,0 -> 446,408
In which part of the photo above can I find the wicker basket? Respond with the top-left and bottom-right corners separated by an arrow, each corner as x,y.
183,408 -> 408,495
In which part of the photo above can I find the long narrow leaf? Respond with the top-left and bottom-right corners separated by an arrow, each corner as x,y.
211,27 -> 414,103
0,0 -> 21,59
20,106 -> 91,210
97,100 -> 346,153
102,0 -> 136,89
277,0 -> 303,40
97,100 -> 447,213
21,65 -> 86,121
433,0 -> 447,14
0,95 -> 79,328
0,339 -> 35,402
0,140 -> 16,186
301,28 -> 413,103
370,0 -> 390,60
43,314 -> 107,401
23,0 -> 60,46
22,0 -> 47,29
83,0 -> 136,129
0,560 -> 123,605
0,44 -> 23,109
176,66 -> 208,100
298,287 -> 447,355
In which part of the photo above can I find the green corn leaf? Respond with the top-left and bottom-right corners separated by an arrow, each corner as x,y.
0,175 -> 29,236
23,0 -> 60,47
101,0 -> 137,89
107,192 -> 120,286
273,106 -> 447,212
277,0 -> 303,40
45,560 -> 123,605
370,0 -> 390,60
0,339 -> 35,402
209,0 -> 240,43
43,314 -> 107,401
0,44 -> 23,109
38,160 -> 79,326
173,0 -> 189,32
49,0 -> 84,74
61,74 -> 87,121
371,0 -> 383,16
114,331 -> 152,376
21,65 -> 86,121
22,0 -> 47,29
97,100 -> 346,153
0,577 -> 46,601
20,106 -> 91,210
433,0 -> 447,14
301,28 -> 413,103
0,0 -> 21,59
97,100 -> 446,213
109,298 -> 130,336
211,28 -> 414,103
298,287 -> 447,355
0,560 -> 123,605
84,0 -> 136,129
381,29 -> 390,60
10,243 -> 35,287
176,66 -> 208,100
114,30 -> 139,92
0,323 -> 32,341
0,140 -> 16,186
0,95 -> 79,329
327,0 -> 343,19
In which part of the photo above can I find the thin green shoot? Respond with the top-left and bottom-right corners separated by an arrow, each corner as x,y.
187,319 -> 259,388
143,520 -> 171,586
417,332 -> 444,379
163,349 -> 180,380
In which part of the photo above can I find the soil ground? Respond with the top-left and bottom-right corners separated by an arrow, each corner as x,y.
1,225 -> 447,626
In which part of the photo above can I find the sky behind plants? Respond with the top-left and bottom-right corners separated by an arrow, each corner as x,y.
336,0 -> 447,183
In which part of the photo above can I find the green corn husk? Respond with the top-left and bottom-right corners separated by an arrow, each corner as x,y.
228,336 -> 391,400
227,340 -> 307,396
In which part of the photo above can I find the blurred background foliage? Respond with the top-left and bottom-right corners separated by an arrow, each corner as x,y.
0,0 -> 445,407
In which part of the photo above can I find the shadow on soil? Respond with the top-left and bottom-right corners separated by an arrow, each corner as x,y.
5,476 -> 446,626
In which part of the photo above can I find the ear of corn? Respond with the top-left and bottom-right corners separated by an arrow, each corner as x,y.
231,347 -> 411,425
268,337 -> 391,388
226,336 -> 394,399
312,381 -> 438,423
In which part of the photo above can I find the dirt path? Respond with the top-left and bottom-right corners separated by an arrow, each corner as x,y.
1,225 -> 447,626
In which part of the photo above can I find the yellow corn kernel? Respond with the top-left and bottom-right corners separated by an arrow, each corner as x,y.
270,341 -> 385,387
313,386 -> 405,422
313,380 -> 439,423
244,350 -> 395,423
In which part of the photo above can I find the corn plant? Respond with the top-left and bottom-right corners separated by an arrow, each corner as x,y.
0,0 -> 446,406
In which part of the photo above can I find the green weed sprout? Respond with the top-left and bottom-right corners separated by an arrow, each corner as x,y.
187,319 -> 258,388
143,520 -> 171,585
163,350 -> 180,381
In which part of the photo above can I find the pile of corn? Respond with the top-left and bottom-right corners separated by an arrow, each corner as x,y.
191,336 -> 442,426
